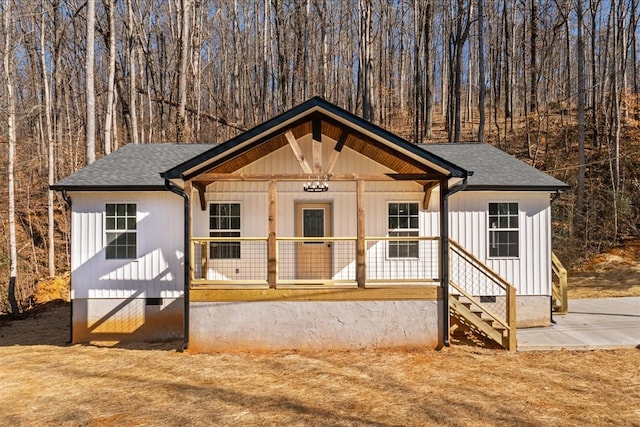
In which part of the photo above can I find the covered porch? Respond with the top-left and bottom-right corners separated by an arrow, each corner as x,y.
161,98 -> 519,351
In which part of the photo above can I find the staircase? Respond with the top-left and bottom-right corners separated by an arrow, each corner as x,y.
551,252 -> 568,313
448,240 -> 517,350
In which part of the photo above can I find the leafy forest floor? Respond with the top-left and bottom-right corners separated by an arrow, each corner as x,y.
1,245 -> 640,426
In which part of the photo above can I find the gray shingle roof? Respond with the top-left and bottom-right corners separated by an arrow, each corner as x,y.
51,143 -> 214,190
52,141 -> 569,192
421,143 -> 570,191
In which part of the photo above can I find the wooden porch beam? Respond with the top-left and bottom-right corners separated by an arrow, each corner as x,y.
312,118 -> 322,173
194,172 -> 443,182
285,131 -> 313,174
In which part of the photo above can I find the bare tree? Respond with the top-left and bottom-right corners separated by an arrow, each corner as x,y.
3,0 -> 19,316
40,1 -> 56,277
448,0 -> 472,142
103,0 -> 116,154
359,0 -> 375,121
574,0 -> 587,236
85,0 -> 96,164
176,0 -> 190,142
477,0 -> 486,142
529,0 -> 538,113
126,0 -> 139,144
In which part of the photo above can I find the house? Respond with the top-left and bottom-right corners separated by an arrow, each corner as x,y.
52,98 -> 569,351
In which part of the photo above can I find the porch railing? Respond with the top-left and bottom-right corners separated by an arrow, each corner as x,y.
191,236 -> 439,286
551,252 -> 568,313
449,239 -> 517,350
365,236 -> 439,284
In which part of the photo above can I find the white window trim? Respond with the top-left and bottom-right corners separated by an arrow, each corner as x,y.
104,201 -> 138,261
387,201 -> 420,260
208,201 -> 243,260
487,201 -> 520,259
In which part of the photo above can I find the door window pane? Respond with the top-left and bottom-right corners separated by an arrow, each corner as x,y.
303,209 -> 324,238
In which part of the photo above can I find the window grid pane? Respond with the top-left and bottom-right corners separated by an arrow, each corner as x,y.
488,202 -> 519,258
388,203 -> 419,259
210,203 -> 241,259
105,203 -> 137,260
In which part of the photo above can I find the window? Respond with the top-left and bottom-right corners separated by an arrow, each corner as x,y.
388,202 -> 419,258
488,202 -> 519,258
209,203 -> 241,259
105,203 -> 137,259
303,208 -> 325,244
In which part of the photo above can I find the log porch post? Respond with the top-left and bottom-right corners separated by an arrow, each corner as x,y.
268,180 -> 277,288
356,179 -> 365,288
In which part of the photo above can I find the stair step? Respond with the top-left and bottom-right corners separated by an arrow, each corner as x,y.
449,298 -> 511,350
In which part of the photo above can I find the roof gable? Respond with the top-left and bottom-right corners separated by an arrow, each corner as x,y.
162,97 -> 468,181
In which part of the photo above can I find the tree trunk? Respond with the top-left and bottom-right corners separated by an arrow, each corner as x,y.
40,1 -> 56,278
176,0 -> 190,142
359,0 -> 375,121
529,0 -> 538,113
477,0 -> 486,142
424,0 -> 433,139
127,0 -> 139,144
450,0 -> 471,143
85,0 -> 96,163
574,0 -> 587,237
589,0 -> 600,148
104,0 -> 116,154
4,1 -> 20,316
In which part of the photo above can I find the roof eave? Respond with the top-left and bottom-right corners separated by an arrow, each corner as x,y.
50,184 -> 168,192
463,185 -> 571,192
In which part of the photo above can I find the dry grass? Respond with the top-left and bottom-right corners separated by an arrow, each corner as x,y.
1,304 -> 639,426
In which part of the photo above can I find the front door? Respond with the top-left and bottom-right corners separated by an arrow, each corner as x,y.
295,203 -> 332,280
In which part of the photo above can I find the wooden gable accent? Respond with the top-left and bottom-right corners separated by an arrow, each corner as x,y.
192,115 -> 443,181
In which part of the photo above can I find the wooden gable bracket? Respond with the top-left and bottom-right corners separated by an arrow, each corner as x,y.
422,181 -> 439,210
285,131 -> 313,174
312,117 -> 322,173
325,130 -> 348,174
192,181 -> 208,211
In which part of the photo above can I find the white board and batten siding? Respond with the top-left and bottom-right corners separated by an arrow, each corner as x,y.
70,191 -> 185,299
422,190 -> 553,297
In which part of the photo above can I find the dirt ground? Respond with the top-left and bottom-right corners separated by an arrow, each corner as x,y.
568,239 -> 640,299
1,244 -> 639,426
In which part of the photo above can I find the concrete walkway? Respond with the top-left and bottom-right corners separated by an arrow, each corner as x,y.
517,297 -> 640,351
